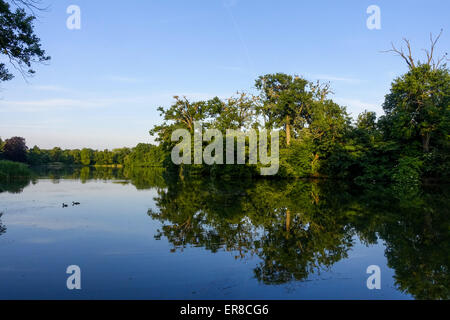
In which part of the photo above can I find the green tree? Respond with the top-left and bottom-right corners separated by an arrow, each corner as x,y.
357,110 -> 377,132
80,148 -> 93,166
209,92 -> 258,131
255,73 -> 311,146
27,145 -> 42,165
382,31 -> 449,153
69,149 -> 81,164
382,64 -> 449,153
156,96 -> 210,132
49,147 -> 63,162
112,148 -> 131,165
0,0 -> 50,81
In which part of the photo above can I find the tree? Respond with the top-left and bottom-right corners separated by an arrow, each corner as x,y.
80,148 -> 92,166
69,149 -> 81,164
150,97 -> 208,150
382,31 -> 450,153
123,143 -> 165,167
255,73 -> 311,146
384,30 -> 448,72
382,64 -> 449,153
49,147 -> 63,162
209,92 -> 258,131
156,96 -> 210,132
27,145 -> 42,164
356,110 -> 377,132
3,136 -> 27,162
0,137 -> 4,159
0,0 -> 50,81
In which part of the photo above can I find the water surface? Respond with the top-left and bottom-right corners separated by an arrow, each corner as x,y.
0,167 -> 448,299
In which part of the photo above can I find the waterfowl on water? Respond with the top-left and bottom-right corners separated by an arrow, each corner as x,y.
72,201 -> 80,206
62,203 -> 68,208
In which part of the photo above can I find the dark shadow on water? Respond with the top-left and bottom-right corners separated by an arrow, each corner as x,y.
0,177 -> 36,194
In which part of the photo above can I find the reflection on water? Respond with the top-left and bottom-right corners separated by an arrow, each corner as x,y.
0,177 -> 35,194
0,213 -> 6,236
30,166 -> 166,189
0,166 -> 448,299
148,176 -> 449,299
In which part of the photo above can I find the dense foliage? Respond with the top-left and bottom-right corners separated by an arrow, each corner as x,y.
0,137 -> 165,168
1,136 -> 27,162
0,159 -> 31,179
25,144 -> 164,167
150,65 -> 449,183
0,0 -> 50,81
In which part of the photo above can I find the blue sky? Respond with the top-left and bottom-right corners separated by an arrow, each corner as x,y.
0,0 -> 449,149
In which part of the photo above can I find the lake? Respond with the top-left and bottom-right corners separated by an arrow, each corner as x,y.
0,167 -> 448,299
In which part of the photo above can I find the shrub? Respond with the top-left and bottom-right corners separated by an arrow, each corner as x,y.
0,160 -> 32,180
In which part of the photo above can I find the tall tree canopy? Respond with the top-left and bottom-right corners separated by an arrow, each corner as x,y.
382,64 -> 450,153
382,31 -> 449,153
255,73 -> 311,146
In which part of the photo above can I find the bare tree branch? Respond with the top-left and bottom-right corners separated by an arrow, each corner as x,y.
382,40 -> 415,69
9,0 -> 50,21
383,30 -> 447,70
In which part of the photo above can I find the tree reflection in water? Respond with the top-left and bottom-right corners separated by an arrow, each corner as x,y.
0,213 -> 6,236
0,167 -> 448,299
148,175 -> 449,300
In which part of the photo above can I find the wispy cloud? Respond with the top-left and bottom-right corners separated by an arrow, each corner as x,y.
0,92 -> 232,112
311,74 -> 362,83
106,76 -> 141,83
32,85 -> 69,92
0,124 -> 50,129
0,98 -> 108,112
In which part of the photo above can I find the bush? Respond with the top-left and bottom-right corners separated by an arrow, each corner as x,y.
277,140 -> 314,178
0,160 -> 32,180
392,156 -> 422,186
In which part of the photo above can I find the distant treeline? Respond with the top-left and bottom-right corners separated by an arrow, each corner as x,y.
27,143 -> 166,167
0,137 -> 165,168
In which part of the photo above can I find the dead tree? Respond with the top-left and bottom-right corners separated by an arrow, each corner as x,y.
383,29 -> 449,70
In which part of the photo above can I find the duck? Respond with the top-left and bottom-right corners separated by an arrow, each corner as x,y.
72,201 -> 80,206
62,203 -> 68,208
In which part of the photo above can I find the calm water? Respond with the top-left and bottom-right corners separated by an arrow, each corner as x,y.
0,167 -> 448,300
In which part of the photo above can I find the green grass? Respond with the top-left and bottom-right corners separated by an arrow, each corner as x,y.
0,160 -> 32,180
